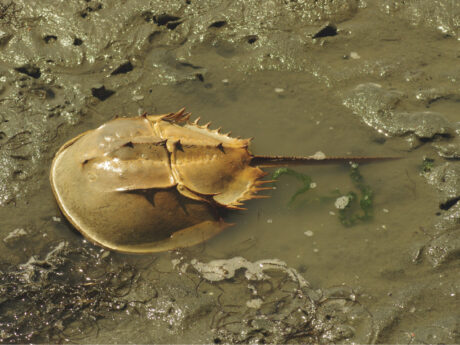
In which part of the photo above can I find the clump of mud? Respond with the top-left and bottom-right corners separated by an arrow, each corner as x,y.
0,246 -> 372,344
175,256 -> 373,344
0,242 -> 139,343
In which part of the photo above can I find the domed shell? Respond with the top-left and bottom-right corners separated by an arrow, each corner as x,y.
50,109 -> 267,253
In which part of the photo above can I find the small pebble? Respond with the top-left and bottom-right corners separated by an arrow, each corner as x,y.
304,230 -> 314,237
310,182 -> 317,189
274,87 -> 284,93
312,151 -> 326,160
350,51 -> 360,59
101,251 -> 110,259
329,211 -> 336,216
52,216 -> 61,222
383,208 -> 389,213
267,219 -> 273,224
246,298 -> 263,309
335,196 -> 350,210
313,248 -> 319,253
221,79 -> 229,84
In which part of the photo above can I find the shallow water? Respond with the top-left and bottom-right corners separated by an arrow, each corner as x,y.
0,0 -> 459,343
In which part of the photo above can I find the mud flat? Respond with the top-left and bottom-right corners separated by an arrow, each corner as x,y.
0,0 -> 458,343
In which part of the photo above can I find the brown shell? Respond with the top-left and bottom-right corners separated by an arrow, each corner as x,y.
50,109 -> 270,253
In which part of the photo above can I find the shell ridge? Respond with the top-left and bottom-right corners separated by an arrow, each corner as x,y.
168,141 -> 182,186
176,183 -> 221,205
161,107 -> 192,123
183,122 -> 250,148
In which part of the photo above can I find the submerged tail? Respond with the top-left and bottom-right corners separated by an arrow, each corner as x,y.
250,154 -> 399,167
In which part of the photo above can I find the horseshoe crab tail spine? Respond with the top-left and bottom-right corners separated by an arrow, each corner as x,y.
250,155 -> 400,167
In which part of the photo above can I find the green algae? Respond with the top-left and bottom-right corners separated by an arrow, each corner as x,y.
336,163 -> 374,227
272,163 -> 374,227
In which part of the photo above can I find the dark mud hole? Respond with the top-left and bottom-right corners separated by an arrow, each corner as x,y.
0,0 -> 459,343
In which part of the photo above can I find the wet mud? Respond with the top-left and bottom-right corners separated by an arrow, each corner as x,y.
0,0 -> 459,343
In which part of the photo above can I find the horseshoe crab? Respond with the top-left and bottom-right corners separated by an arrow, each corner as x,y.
50,108 -> 384,253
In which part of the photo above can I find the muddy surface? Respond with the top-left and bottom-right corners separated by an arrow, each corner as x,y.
0,0 -> 459,343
